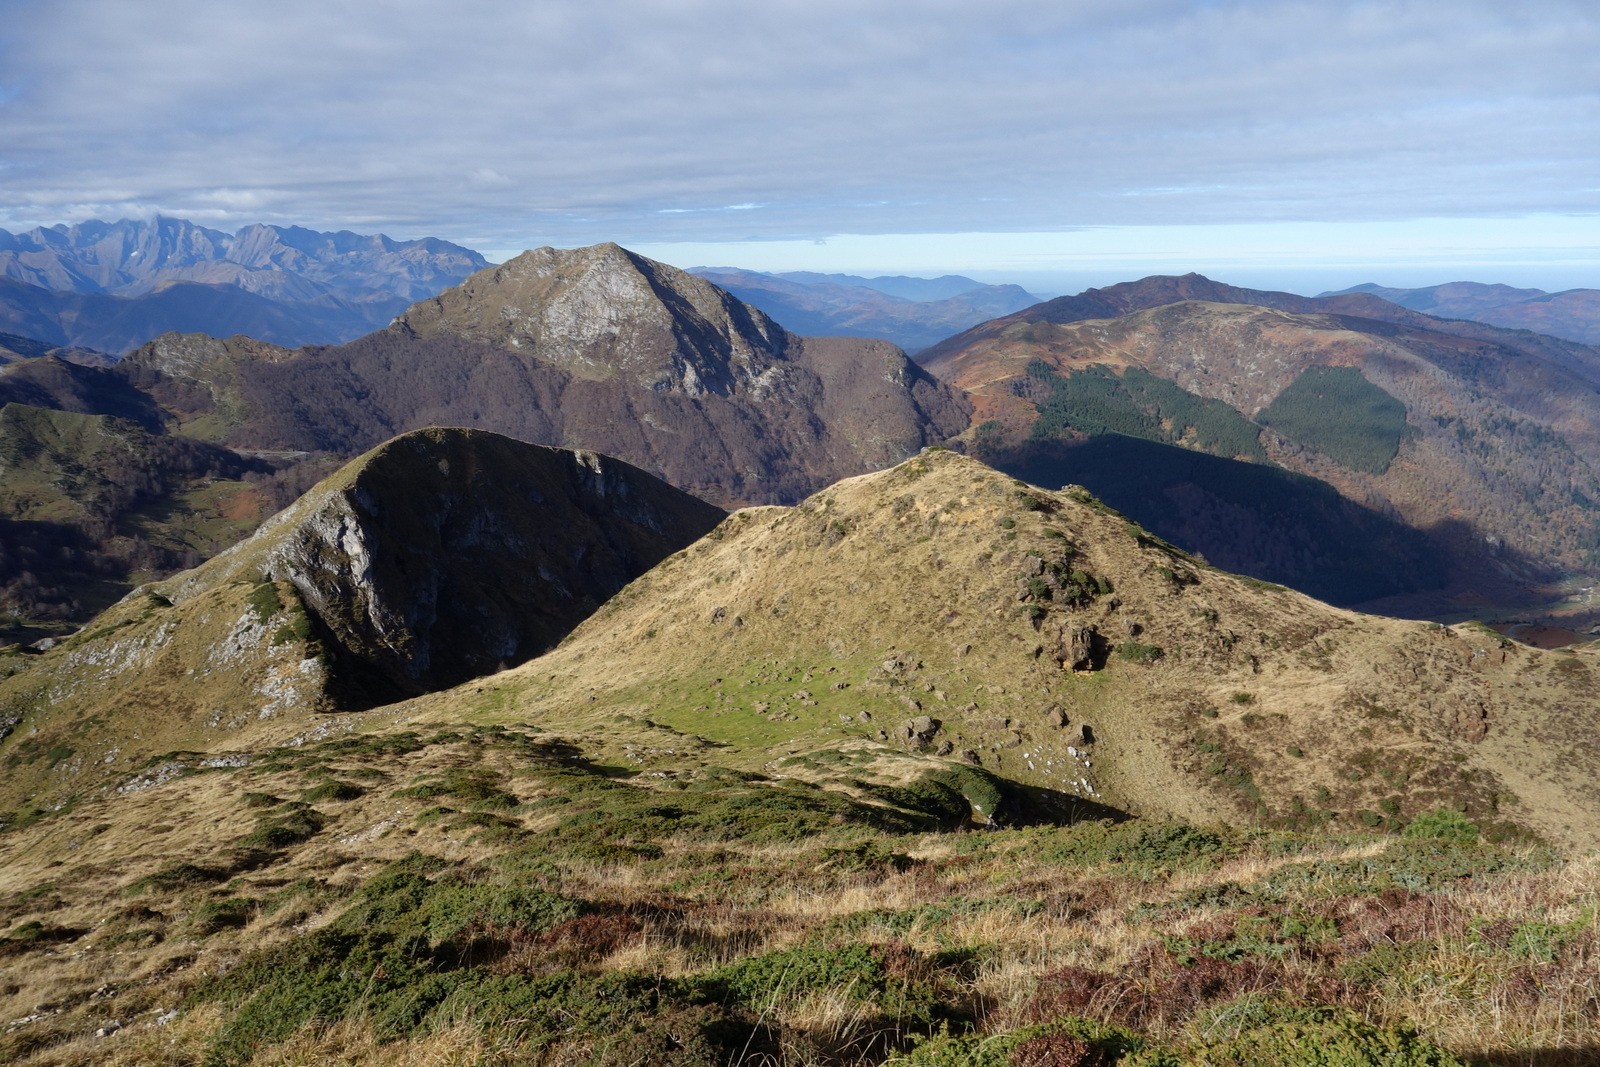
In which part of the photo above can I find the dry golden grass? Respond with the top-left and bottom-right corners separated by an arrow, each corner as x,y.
5,453 -> 1600,1065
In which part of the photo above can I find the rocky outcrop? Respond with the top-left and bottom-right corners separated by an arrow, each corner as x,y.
397,243 -> 791,394
194,428 -> 725,702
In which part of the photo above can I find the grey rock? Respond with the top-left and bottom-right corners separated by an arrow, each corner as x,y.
899,715 -> 941,746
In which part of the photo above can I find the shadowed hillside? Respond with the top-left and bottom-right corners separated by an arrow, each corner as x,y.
923,280 -> 1600,619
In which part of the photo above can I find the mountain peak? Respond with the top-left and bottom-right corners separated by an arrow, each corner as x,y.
395,242 -> 790,395
0,427 -> 725,772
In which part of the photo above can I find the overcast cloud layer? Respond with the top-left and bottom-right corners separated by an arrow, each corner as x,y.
1,0 -> 1597,280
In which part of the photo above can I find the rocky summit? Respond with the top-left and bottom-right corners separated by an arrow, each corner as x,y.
124,243 -> 972,506
397,243 -> 793,394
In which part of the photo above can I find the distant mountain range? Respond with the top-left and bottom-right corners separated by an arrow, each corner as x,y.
1325,281 -> 1600,346
690,267 -> 1040,353
0,217 -> 489,352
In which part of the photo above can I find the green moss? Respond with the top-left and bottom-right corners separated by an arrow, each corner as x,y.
878,766 -> 1007,826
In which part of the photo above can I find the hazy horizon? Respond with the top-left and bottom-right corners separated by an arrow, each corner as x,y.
3,2 -> 1595,298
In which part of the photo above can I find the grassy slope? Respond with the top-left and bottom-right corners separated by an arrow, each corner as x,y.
0,703 -> 1593,1065
408,449 -> 1600,850
0,404 -> 272,634
2,450 -> 1599,1064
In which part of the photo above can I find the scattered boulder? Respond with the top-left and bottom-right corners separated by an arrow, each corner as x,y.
899,715 -> 941,747
1052,625 -> 1108,671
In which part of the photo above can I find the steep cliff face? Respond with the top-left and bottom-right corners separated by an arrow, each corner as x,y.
194,427 -> 727,699
0,429 -> 725,809
249,428 -> 725,697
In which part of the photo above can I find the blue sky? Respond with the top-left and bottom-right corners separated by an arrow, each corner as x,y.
2,0 -> 1597,294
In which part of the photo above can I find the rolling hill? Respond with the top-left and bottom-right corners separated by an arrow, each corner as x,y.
922,277 -> 1600,620
0,402 -> 273,640
1328,281 -> 1600,346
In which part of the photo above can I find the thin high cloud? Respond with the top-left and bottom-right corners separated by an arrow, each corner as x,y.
1,0 -> 1595,255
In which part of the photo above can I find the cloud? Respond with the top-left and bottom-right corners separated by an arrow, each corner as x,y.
0,0 -> 1596,257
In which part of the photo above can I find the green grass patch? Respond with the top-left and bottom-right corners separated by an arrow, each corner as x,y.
189,851 -> 784,1066
1118,640 -> 1165,664
300,779 -> 365,803
1025,820 -> 1228,872
237,802 -> 325,850
245,581 -> 283,622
